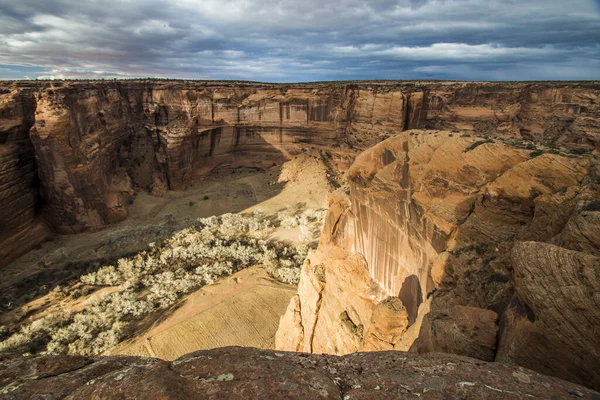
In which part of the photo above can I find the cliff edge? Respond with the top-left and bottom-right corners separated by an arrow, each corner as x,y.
276,130 -> 600,390
1,347 -> 598,399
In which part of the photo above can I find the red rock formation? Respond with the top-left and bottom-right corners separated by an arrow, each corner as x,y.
426,82 -> 600,148
1,80 -> 599,266
0,87 -> 48,265
277,130 -> 600,389
1,347 -> 598,399
497,242 -> 600,390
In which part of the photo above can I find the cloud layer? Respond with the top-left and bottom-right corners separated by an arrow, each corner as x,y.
0,0 -> 599,81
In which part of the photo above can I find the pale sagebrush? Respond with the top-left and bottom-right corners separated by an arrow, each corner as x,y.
0,211 -> 323,357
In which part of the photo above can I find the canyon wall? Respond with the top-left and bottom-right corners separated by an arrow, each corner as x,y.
276,131 -> 600,390
0,80 -> 598,267
1,80 -> 599,390
426,84 -> 600,149
0,87 -> 48,265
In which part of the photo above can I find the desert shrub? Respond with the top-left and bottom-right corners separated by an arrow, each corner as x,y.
569,148 -> 592,155
464,138 -> 493,152
277,267 -> 301,284
278,208 -> 327,231
0,325 -> 8,341
0,211 -> 323,357
489,273 -> 511,283
530,150 -> 544,158
583,200 -> 600,212
0,311 -> 72,354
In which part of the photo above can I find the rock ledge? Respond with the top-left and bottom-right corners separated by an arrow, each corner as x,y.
1,347 -> 598,399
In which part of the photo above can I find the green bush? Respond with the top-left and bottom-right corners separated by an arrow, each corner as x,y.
464,138 -> 493,152
530,150 -> 544,158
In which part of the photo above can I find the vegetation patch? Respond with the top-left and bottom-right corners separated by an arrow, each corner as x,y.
530,150 -> 545,158
463,138 -> 493,152
583,200 -> 600,212
0,211 -> 325,357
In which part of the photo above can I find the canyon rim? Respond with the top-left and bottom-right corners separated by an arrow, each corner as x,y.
0,79 -> 598,399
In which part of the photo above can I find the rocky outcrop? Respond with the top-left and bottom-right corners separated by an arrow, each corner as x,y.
1,80 -> 599,265
426,83 -> 600,149
1,346 -> 598,399
277,130 -> 600,389
0,87 -> 48,265
497,242 -> 600,390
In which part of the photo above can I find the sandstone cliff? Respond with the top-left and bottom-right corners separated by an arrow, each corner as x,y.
276,131 -> 600,390
1,347 -> 598,399
0,87 -> 48,266
1,81 -> 599,266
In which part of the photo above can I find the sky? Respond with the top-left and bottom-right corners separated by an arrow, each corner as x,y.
0,0 -> 599,82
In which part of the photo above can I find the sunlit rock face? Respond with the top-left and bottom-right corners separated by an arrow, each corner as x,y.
277,131 -> 600,390
1,80 -> 599,266
1,81 -> 434,265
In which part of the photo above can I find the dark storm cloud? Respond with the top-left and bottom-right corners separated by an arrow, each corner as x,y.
0,0 -> 598,81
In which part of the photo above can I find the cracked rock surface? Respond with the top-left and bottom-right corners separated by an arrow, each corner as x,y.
1,347 -> 599,399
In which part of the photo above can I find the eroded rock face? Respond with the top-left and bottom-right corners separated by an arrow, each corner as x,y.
277,131 -> 600,389
426,83 -> 600,149
0,87 -> 48,265
1,347 -> 597,399
1,81 -> 599,266
497,242 -> 600,390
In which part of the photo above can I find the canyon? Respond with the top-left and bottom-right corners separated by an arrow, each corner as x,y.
1,80 -> 598,265
1,80 -> 599,397
276,131 -> 600,390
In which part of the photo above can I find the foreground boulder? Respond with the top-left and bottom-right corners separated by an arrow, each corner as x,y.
1,347 -> 598,399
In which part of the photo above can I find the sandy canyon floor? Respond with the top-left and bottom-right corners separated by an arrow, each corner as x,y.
110,266 -> 296,360
0,150 -> 336,358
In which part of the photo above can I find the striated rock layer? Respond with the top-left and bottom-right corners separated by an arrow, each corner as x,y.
0,88 -> 48,265
1,346 -> 598,399
277,131 -> 600,390
0,80 -> 599,266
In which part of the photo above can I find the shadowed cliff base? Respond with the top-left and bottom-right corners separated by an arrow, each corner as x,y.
0,122 -> 297,291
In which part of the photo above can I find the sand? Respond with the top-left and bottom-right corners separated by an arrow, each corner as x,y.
1,150 -> 337,357
110,266 -> 296,360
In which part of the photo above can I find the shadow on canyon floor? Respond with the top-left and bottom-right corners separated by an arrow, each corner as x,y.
0,165 -> 285,314
0,118 -> 305,312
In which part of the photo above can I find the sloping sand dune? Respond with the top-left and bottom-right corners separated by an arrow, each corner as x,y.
111,267 -> 296,360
